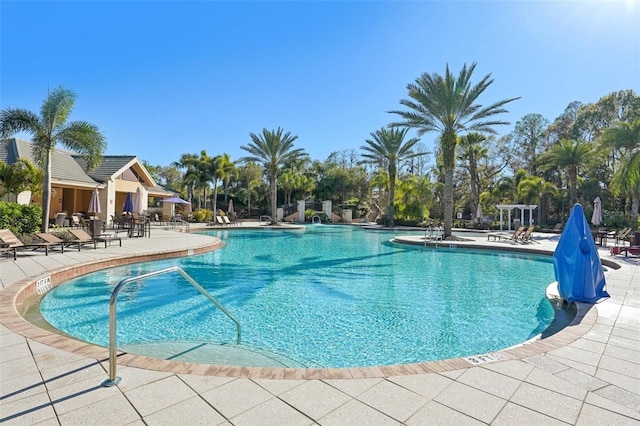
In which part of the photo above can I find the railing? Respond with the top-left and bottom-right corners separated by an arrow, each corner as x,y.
102,266 -> 240,387
259,215 -> 271,224
424,226 -> 444,247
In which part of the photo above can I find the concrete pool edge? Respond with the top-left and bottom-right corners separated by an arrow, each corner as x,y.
1,232 -> 601,380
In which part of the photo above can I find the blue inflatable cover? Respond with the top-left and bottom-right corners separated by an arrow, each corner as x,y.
553,204 -> 609,303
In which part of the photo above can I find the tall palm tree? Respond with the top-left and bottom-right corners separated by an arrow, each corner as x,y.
174,151 -> 211,209
360,127 -> 421,227
602,119 -> 640,220
216,153 -> 236,202
390,62 -> 519,237
240,127 -> 307,224
173,153 -> 199,206
457,132 -> 488,222
209,153 -> 236,220
0,86 -> 105,232
538,139 -> 595,205
611,150 -> 640,221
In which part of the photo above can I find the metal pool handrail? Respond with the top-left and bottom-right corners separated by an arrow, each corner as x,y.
102,266 -> 241,387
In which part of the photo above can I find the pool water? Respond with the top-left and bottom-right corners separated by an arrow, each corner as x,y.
40,225 -> 555,368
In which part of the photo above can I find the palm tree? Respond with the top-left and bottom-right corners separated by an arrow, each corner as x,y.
237,162 -> 263,216
0,86 -> 105,232
390,62 -> 519,238
240,128 -> 307,224
278,169 -> 300,206
602,119 -> 640,220
517,175 -> 558,225
611,150 -> 640,221
0,159 -> 43,200
538,139 -> 595,205
216,153 -> 236,202
174,151 -> 211,209
360,127 -> 421,227
208,153 -> 236,220
458,132 -> 488,223
173,153 -> 198,206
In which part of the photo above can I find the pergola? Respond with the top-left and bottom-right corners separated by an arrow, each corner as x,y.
495,204 -> 538,231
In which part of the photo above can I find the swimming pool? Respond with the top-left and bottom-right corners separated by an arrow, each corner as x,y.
40,225 -> 555,368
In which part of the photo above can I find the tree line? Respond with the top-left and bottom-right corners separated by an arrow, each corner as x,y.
1,65 -> 638,235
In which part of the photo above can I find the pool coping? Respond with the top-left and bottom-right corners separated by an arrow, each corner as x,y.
0,231 -> 600,380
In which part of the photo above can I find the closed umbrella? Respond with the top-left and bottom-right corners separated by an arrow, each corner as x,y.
591,197 -> 602,226
123,192 -> 134,213
134,187 -> 145,215
228,199 -> 234,215
475,203 -> 483,224
88,188 -> 101,215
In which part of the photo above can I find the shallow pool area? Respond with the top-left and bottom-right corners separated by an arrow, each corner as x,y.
40,225 -> 556,368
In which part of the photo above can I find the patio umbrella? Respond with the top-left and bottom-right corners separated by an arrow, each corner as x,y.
123,192 -> 134,213
591,196 -> 602,226
161,196 -> 191,217
88,188 -> 101,214
228,199 -> 234,215
475,203 -> 483,223
134,187 -> 145,214
161,196 -> 190,204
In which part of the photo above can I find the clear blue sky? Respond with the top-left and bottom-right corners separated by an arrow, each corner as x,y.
2,1 -> 638,168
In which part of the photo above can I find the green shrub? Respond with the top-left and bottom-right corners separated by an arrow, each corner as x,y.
304,209 -> 316,221
0,201 -> 42,235
193,209 -> 212,222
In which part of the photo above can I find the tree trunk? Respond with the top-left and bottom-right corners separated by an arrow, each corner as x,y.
247,186 -> 252,217
270,173 -> 277,224
40,150 -> 52,233
212,182 -> 218,220
441,131 -> 458,238
388,172 -> 396,227
443,167 -> 454,237
568,166 -> 578,205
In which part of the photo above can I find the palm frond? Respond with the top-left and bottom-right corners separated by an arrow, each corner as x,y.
0,108 -> 43,138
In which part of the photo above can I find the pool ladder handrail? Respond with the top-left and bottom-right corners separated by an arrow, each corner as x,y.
259,215 -> 271,224
102,266 -> 241,387
424,225 -> 444,247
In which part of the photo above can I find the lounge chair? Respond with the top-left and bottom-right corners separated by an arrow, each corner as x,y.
70,214 -> 82,229
34,233 -> 66,254
216,216 -> 226,226
69,229 -> 122,250
68,229 -> 97,250
518,226 -> 536,243
487,226 -> 526,242
222,216 -> 232,225
53,212 -> 67,227
1,229 -> 67,257
0,236 -> 18,260
608,228 -> 632,246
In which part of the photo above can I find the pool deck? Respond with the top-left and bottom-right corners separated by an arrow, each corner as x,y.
1,224 -> 638,425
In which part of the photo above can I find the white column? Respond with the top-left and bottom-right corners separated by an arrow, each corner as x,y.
499,208 -> 504,230
298,200 -> 306,222
323,200 -> 332,218
508,209 -> 512,231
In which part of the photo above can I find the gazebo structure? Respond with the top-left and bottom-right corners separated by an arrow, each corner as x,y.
495,204 -> 538,231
